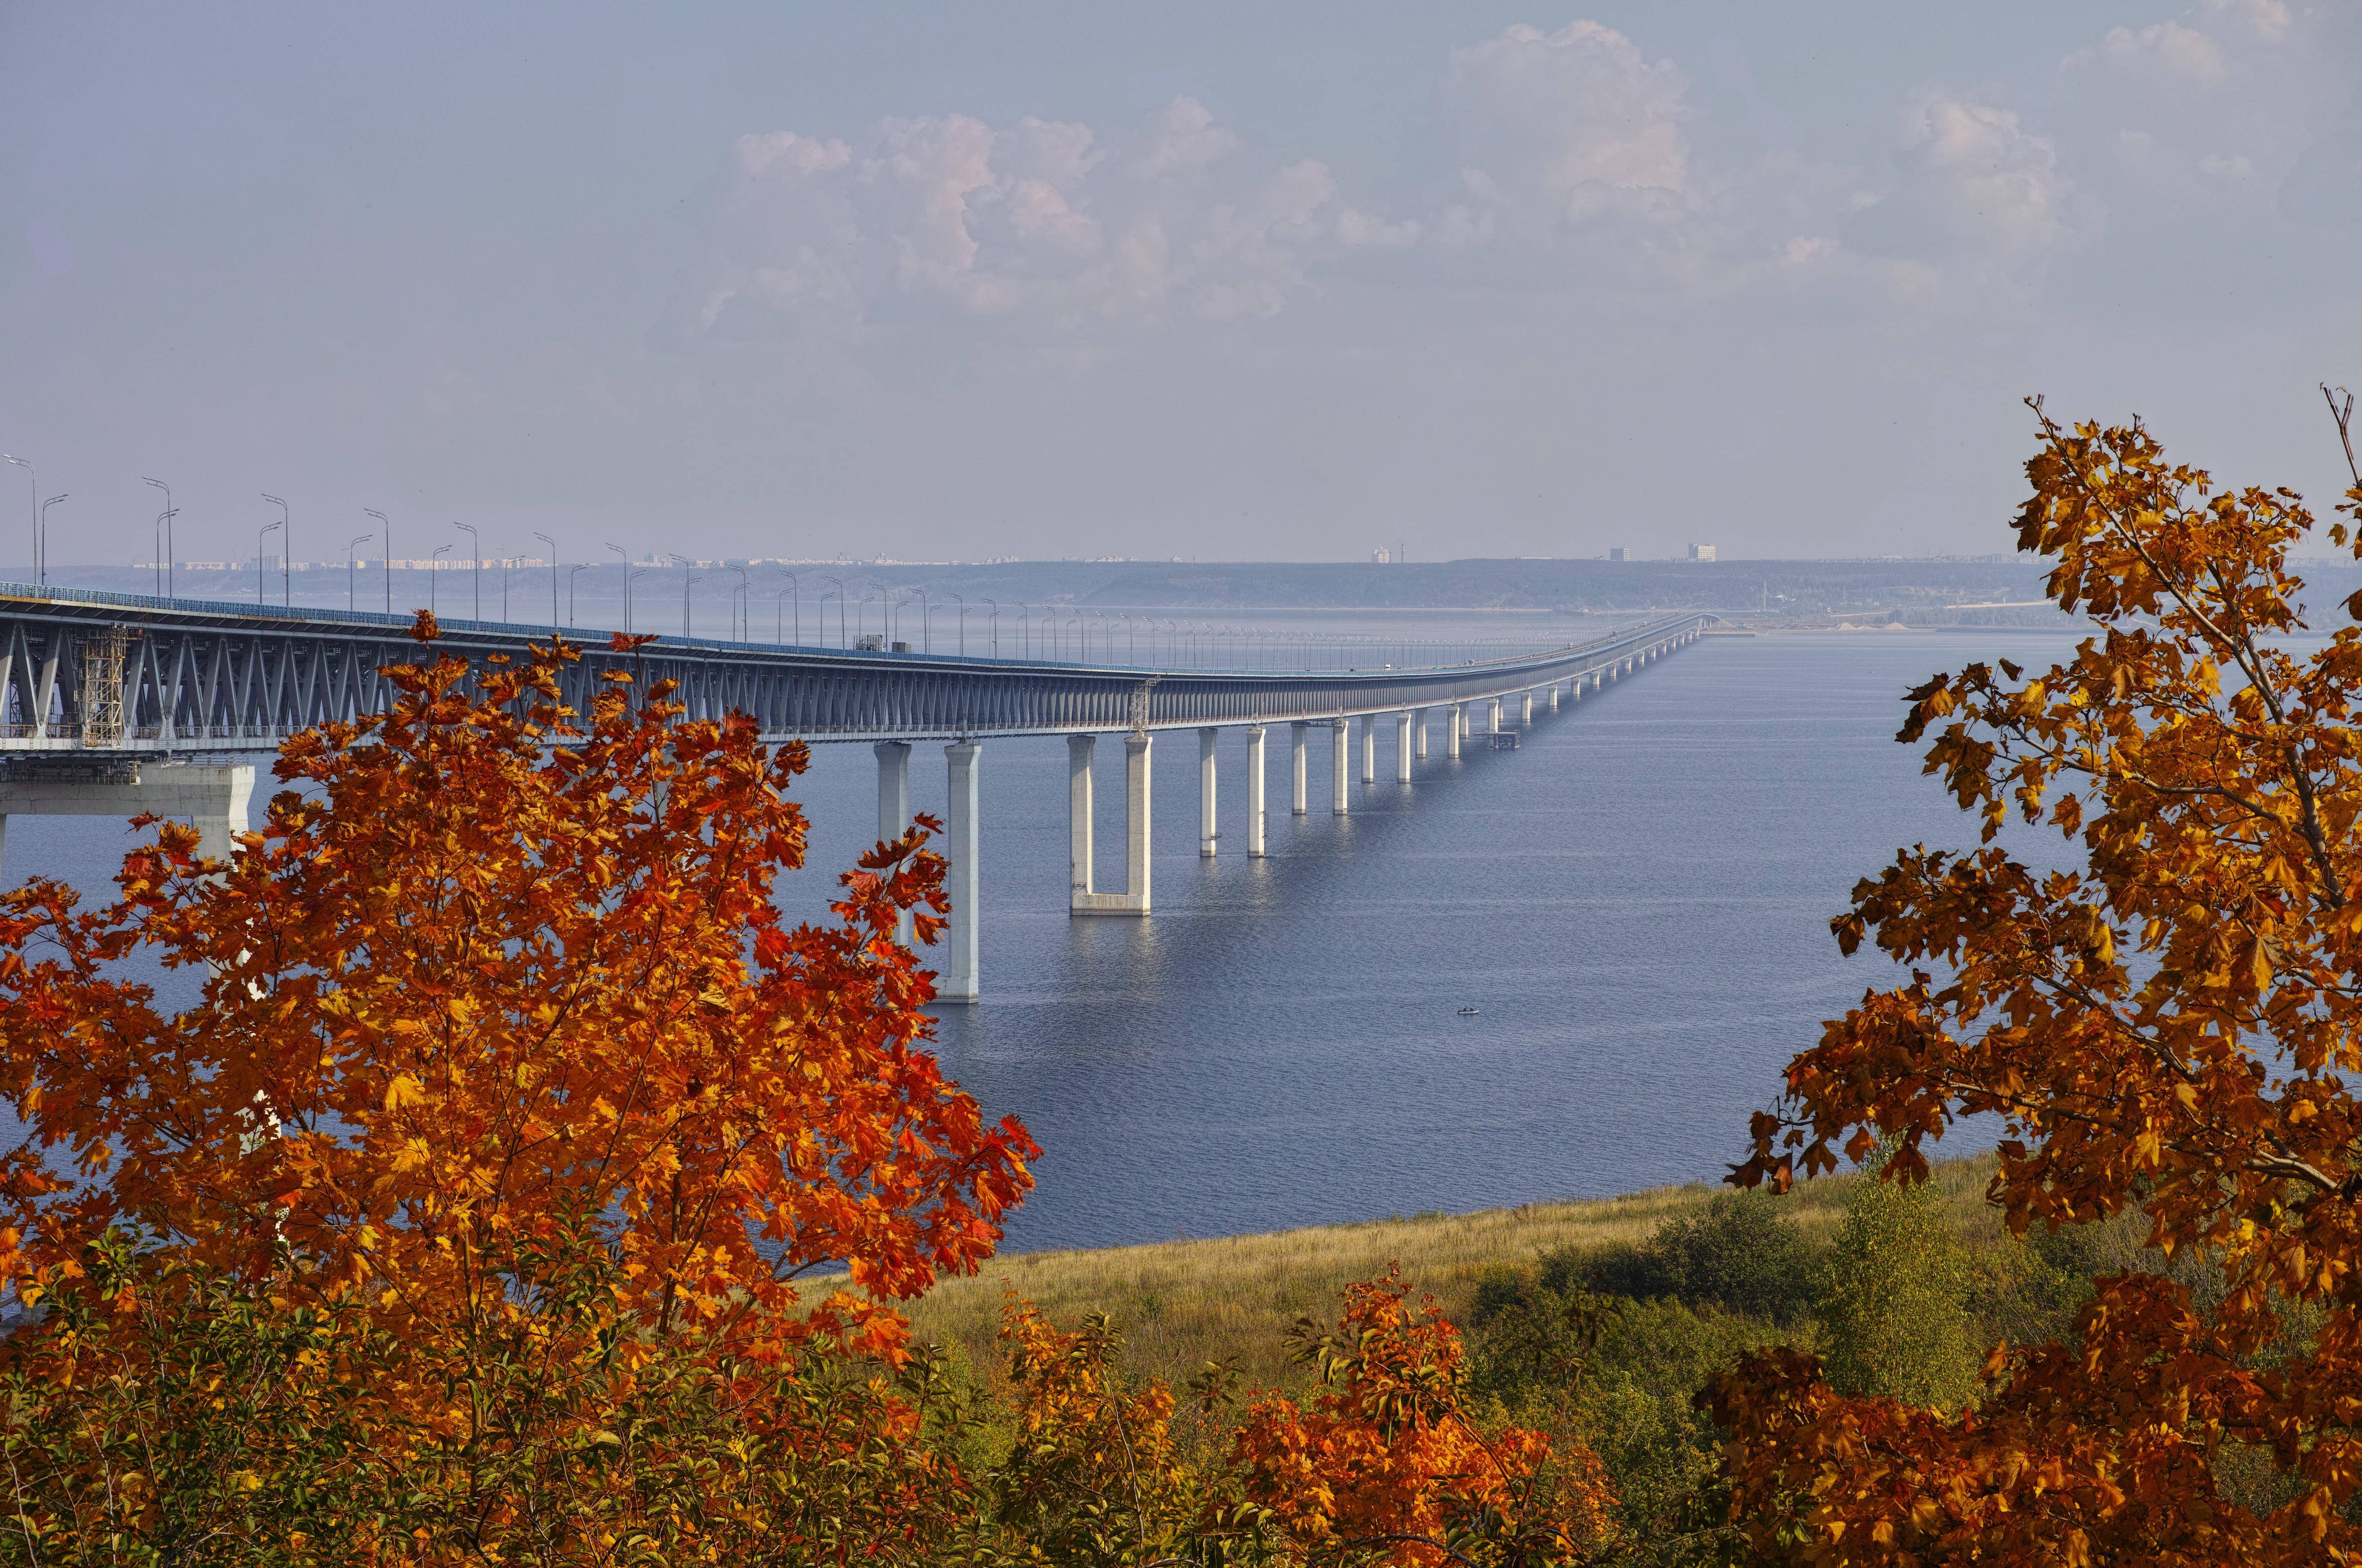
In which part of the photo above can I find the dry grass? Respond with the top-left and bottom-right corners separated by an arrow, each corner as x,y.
901,1152 -> 2004,1399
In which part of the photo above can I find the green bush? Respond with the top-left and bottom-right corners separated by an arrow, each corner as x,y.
1542,1191 -> 1818,1324
1817,1154 -> 1980,1411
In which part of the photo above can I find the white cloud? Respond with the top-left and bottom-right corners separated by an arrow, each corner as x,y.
2095,21 -> 2231,88
689,99 -> 1401,342
1448,21 -> 1692,231
1901,94 -> 2089,267
2198,151 -> 2254,178
1137,97 -> 1240,183
2204,0 -> 2291,43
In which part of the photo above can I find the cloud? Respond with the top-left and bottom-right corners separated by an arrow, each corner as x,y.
2203,0 -> 2291,43
683,98 -> 1400,343
1845,94 -> 2093,293
2085,20 -> 2231,88
1447,21 -> 1692,232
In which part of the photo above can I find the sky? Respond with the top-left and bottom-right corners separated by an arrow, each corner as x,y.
2,2 -> 2358,568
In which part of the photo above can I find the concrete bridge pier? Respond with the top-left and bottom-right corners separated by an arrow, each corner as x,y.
1446,703 -> 1463,759
1487,697 -> 1503,734
1520,690 -> 1535,727
1199,727 -> 1219,857
1549,683 -> 1559,712
1414,708 -> 1429,760
1394,711 -> 1412,782
875,741 -> 913,946
1244,725 -> 1267,857
1331,719 -> 1350,814
940,742 -> 981,1001
0,764 -> 256,882
1290,721 -> 1310,815
1069,732 -> 1151,915
1358,713 -> 1376,784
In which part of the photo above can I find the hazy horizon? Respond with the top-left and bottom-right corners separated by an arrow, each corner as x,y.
5,2 -> 2357,571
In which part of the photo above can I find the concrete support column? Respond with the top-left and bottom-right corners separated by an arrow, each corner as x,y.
941,742 -> 980,1002
1070,732 -> 1151,915
0,765 -> 256,884
1358,712 -> 1376,783
1122,733 -> 1152,905
1198,726 -> 1219,857
1331,718 -> 1350,814
1290,721 -> 1309,815
1068,734 -> 1095,903
1487,697 -> 1503,734
1549,683 -> 1560,712
1446,703 -> 1463,759
1520,690 -> 1534,727
1414,708 -> 1429,759
875,741 -> 912,946
1245,724 -> 1267,857
1394,711 -> 1412,782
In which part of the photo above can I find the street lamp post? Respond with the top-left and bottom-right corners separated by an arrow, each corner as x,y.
262,495 -> 291,606
454,522 -> 480,622
431,543 -> 452,613
775,571 -> 798,644
4,456 -> 34,583
984,597 -> 997,657
822,576 -> 847,646
347,533 -> 373,612
945,591 -> 965,656
259,520 -> 282,604
144,478 -> 173,596
365,510 -> 390,613
534,533 -> 557,634
152,509 -> 178,595
731,566 -> 750,642
568,563 -> 589,628
669,554 -> 692,637
607,543 -> 629,632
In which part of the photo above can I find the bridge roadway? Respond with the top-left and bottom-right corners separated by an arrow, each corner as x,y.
0,583 -> 1710,1001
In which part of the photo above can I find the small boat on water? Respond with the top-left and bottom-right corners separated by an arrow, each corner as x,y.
1458,1007 -> 1480,1016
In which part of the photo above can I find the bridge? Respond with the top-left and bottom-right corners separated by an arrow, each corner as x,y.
0,583 -> 1710,1001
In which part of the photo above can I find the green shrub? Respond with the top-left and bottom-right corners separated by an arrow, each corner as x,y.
1817,1153 -> 1979,1411
1542,1191 -> 1818,1324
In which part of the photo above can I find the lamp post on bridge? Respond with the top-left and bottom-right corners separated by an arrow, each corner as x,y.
346,533 -> 372,612
365,510 -> 390,613
731,565 -> 750,642
259,520 -> 281,605
454,522 -> 480,622
153,509 -> 178,596
945,591 -> 964,656
983,597 -> 997,657
822,576 -> 846,647
262,495 -> 291,606
774,570 -> 798,644
145,477 -> 173,596
535,533 -> 558,634
431,544 -> 451,613
569,563 -> 589,628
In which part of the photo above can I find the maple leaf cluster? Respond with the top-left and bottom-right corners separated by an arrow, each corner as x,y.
0,623 -> 1036,1362
1712,394 -> 2362,1563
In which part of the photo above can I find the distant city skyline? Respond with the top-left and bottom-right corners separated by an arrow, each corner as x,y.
3,2 -> 2356,569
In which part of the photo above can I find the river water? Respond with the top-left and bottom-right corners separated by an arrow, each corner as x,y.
0,627 -> 2082,1254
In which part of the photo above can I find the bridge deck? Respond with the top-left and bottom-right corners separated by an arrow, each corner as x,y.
0,583 -> 1706,755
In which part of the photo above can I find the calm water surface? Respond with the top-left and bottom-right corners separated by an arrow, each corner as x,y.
0,630 -> 2078,1253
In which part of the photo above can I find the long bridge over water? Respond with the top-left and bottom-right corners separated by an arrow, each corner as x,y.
0,583 -> 1710,1001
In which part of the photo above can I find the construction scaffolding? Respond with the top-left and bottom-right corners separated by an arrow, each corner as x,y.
78,625 -> 135,748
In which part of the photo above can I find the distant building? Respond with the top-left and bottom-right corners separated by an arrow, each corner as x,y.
1371,546 -> 1391,564
1688,544 -> 1717,562
1608,548 -> 1626,562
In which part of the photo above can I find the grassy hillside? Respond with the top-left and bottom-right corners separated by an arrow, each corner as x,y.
905,1153 -> 2013,1399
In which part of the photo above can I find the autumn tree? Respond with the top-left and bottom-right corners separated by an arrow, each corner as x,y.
1708,393 -> 2362,1564
0,618 -> 1035,1560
